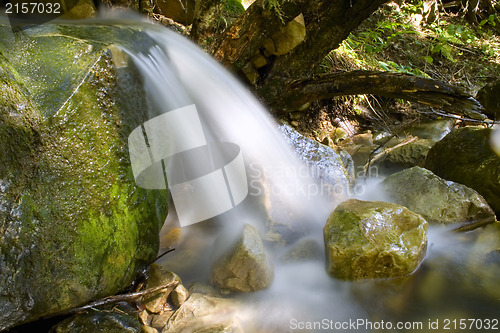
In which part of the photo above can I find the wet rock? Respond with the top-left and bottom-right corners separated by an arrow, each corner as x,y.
170,284 -> 189,308
142,326 -> 159,333
60,0 -> 96,19
280,238 -> 323,262
211,224 -> 273,292
164,293 -> 244,333
150,311 -> 174,331
263,14 -> 306,56
324,199 -> 428,280
142,264 -> 181,314
375,138 -> 434,169
51,312 -> 143,333
463,222 -> 500,300
279,123 -> 355,201
425,127 -> 500,215
0,27 -> 167,330
381,167 -> 496,229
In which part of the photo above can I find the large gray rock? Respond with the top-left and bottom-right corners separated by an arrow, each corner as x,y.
0,27 -> 167,329
211,224 -> 273,292
324,199 -> 428,280
425,127 -> 500,215
381,167 -> 495,229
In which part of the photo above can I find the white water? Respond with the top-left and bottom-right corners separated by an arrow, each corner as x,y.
12,12 -> 500,331
114,21 -> 500,332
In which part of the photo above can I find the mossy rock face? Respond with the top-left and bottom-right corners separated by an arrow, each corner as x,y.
0,27 -> 167,329
425,127 -> 500,215
323,199 -> 428,280
381,167 -> 495,229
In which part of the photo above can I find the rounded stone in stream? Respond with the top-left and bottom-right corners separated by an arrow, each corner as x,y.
211,224 -> 274,292
0,28 -> 167,329
425,127 -> 500,215
380,167 -> 496,230
323,199 -> 428,280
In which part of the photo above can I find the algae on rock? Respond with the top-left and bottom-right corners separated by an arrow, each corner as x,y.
0,27 -> 167,330
425,127 -> 500,215
323,199 -> 428,280
381,167 -> 496,229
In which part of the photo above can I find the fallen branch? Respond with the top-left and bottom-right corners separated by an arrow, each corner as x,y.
281,70 -> 486,119
44,281 -> 179,319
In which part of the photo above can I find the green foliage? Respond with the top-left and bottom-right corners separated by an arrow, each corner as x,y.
480,14 -> 500,27
325,0 -> 499,83
225,0 -> 245,16
264,0 -> 284,24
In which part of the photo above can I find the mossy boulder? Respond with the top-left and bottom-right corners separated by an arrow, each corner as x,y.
323,199 -> 428,280
381,167 -> 495,229
0,27 -> 167,329
211,224 -> 273,292
425,127 -> 500,215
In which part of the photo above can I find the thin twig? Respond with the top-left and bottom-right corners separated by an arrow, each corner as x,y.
44,281 -> 179,319
426,109 -> 499,124
155,247 -> 176,262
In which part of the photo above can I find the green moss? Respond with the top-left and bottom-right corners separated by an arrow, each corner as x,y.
225,0 -> 245,16
324,199 -> 428,280
0,29 -> 168,329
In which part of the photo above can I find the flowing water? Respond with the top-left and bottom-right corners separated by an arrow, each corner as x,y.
124,22 -> 500,332
4,13 -> 500,332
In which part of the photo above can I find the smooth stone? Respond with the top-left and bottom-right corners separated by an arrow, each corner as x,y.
324,199 -> 428,280
425,127 -> 500,215
381,166 -> 496,229
211,224 -> 273,292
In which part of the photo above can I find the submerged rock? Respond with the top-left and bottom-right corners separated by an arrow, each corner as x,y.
381,167 -> 495,229
0,27 -> 167,329
164,292 -> 244,333
425,127 -> 500,215
211,224 -> 273,292
324,199 -> 428,280
280,238 -> 323,263
52,312 -> 144,333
